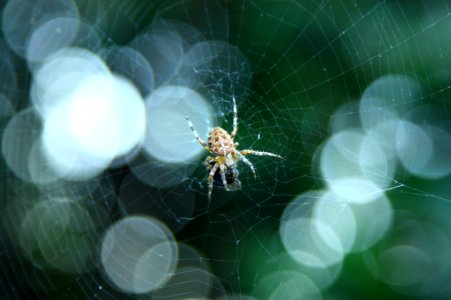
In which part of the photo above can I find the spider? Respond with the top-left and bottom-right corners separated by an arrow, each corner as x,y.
185,97 -> 282,199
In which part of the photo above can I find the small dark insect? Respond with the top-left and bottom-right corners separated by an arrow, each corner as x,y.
207,160 -> 241,190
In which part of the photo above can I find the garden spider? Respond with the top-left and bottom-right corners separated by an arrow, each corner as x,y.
185,97 -> 282,199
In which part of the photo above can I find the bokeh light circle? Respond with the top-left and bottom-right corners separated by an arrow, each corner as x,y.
100,216 -> 178,294
143,85 -> 214,163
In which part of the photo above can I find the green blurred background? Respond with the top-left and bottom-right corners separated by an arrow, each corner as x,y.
0,0 -> 450,299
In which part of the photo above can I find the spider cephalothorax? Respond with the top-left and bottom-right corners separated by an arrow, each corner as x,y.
185,97 -> 282,199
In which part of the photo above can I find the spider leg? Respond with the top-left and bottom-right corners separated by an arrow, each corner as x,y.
237,152 -> 256,179
207,162 -> 219,199
240,149 -> 283,159
185,113 -> 208,149
219,163 -> 230,191
230,96 -> 238,139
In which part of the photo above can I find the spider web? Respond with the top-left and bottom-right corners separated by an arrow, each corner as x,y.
0,0 -> 450,299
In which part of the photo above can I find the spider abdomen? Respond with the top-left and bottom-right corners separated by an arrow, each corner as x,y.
208,127 -> 234,156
